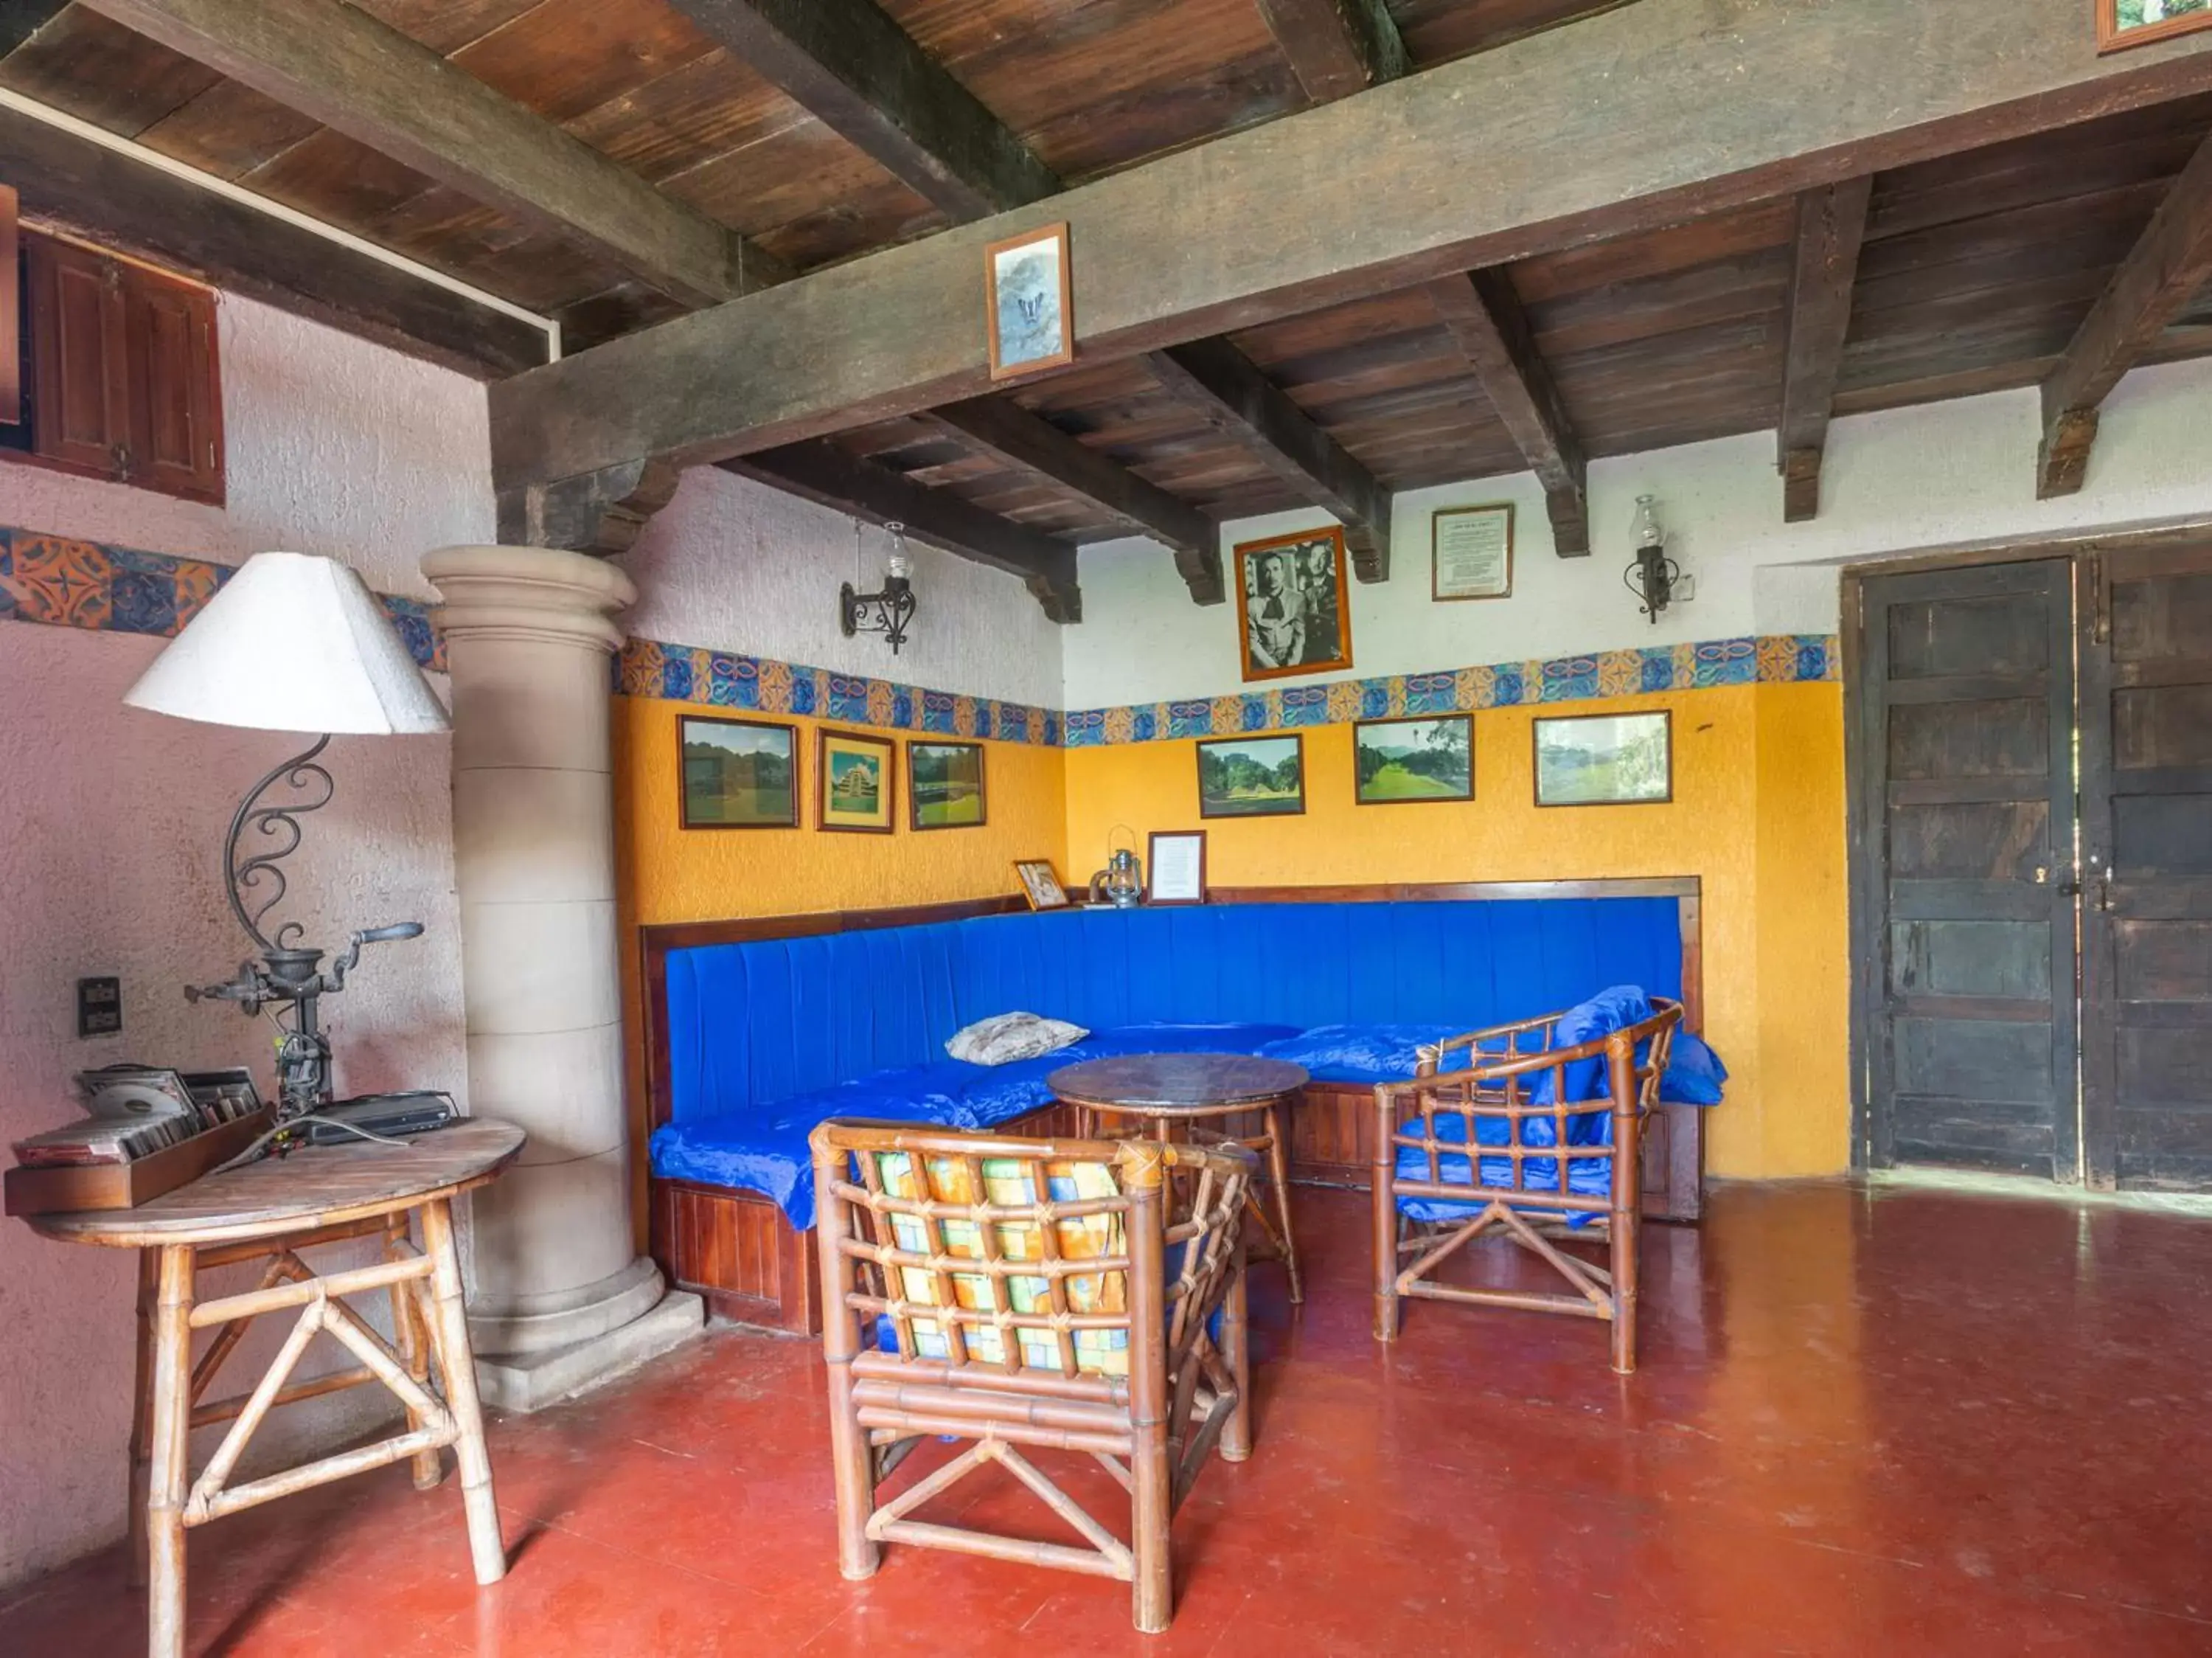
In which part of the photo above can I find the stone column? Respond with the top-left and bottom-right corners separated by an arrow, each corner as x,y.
422,544 -> 700,1411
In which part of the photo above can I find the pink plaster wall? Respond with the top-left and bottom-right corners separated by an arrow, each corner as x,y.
0,294 -> 487,1590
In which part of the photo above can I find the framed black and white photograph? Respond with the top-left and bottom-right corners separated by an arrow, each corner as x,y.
1355,715 -> 1474,805
1146,830 -> 1208,905
1533,711 -> 1673,807
1431,504 -> 1514,601
1197,735 -> 1306,818
908,740 -> 987,830
2100,0 -> 2212,52
984,221 -> 1074,380
679,715 -> 799,830
1233,526 -> 1352,683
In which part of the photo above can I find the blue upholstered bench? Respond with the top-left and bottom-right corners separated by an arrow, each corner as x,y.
641,881 -> 1717,1331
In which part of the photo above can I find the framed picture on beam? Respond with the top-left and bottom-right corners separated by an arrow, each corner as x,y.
2099,0 -> 2212,51
984,222 -> 1074,380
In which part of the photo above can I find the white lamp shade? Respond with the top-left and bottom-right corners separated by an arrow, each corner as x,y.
123,551 -> 450,735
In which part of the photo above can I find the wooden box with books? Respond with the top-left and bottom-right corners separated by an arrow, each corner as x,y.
4,1109 -> 272,1217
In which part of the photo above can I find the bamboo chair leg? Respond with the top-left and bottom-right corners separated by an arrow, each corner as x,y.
1220,1232 -> 1252,1463
1262,1100 -> 1302,1305
1371,1166 -> 1400,1344
385,1214 -> 443,1491
419,1199 -> 507,1585
127,1246 -> 157,1589
146,1244 -> 195,1658
1610,1216 -> 1639,1376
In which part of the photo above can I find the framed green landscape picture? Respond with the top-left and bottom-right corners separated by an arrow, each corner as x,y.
1354,715 -> 1473,805
1197,735 -> 1306,818
2101,0 -> 2212,52
818,727 -> 896,833
678,715 -> 798,829
1533,711 -> 1672,807
908,740 -> 987,830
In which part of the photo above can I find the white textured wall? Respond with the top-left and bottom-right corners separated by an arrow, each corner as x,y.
1064,358 -> 2212,708
0,293 -> 487,1590
622,465 -> 1065,709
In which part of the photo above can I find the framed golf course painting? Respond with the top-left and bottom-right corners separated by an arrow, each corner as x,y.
1196,734 -> 1306,819
818,728 -> 896,833
908,740 -> 987,830
678,715 -> 799,830
1354,715 -> 1473,805
1533,711 -> 1672,807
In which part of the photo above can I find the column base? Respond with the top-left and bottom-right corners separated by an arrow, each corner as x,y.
473,1288 -> 705,1413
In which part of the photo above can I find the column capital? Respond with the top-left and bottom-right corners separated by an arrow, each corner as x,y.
422,544 -> 636,655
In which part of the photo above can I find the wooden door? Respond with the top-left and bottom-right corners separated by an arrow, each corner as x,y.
122,264 -> 223,504
2081,542 -> 2212,1191
1854,561 -> 2079,1179
26,233 -> 127,476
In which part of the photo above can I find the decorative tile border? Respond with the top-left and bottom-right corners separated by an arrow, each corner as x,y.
0,525 -> 447,673
616,635 -> 1061,746
1060,635 -> 1840,748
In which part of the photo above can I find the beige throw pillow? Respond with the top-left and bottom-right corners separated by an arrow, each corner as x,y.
946,1013 -> 1089,1067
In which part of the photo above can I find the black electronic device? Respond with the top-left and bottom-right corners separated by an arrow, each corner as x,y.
297,1091 -> 457,1146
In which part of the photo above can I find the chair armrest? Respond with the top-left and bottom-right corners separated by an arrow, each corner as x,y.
1410,1009 -> 1568,1077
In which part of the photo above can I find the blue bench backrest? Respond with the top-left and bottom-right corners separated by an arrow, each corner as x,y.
664,898 -> 1683,1125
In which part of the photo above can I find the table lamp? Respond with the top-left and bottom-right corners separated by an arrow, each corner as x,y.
122,552 -> 451,1120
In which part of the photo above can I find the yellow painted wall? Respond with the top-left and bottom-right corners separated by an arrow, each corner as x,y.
613,693 -> 1068,1238
1062,683 -> 1851,1179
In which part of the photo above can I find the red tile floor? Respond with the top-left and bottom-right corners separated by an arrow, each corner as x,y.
6,1180 -> 2212,1657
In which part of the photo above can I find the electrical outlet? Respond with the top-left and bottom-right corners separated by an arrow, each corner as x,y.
77,976 -> 122,1038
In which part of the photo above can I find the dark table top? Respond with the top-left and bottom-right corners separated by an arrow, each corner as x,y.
1048,1053 -> 1310,1116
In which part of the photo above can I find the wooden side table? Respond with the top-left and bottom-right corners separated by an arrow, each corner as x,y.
1048,1054 -> 1310,1304
25,1119 -> 526,1658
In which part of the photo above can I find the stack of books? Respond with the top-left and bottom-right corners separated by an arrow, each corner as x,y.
10,1066 -> 265,1170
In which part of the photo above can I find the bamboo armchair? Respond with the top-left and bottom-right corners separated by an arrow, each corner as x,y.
810,1120 -> 1259,1634
1371,999 -> 1682,1374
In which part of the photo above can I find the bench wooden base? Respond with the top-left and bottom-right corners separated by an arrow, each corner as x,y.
649,1094 -> 1701,1338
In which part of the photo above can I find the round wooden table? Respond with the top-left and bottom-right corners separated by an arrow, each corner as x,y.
1048,1054 -> 1310,1303
29,1119 -> 525,1658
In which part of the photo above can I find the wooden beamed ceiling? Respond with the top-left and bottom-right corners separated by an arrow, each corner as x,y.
7,2 -> 2212,617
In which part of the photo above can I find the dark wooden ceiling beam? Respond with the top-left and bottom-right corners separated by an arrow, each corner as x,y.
0,101 -> 544,377
1253,0 -> 1408,103
1144,339 -> 1391,582
666,0 -> 1060,221
0,1 -> 72,57
1425,269 -> 1588,557
2038,129 -> 2212,499
931,397 -> 1222,604
1776,177 -> 1873,522
76,0 -> 785,307
490,0 -> 2212,499
725,442 -> 1081,623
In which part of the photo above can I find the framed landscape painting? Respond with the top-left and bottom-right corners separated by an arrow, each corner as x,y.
818,728 -> 896,833
985,222 -> 1074,379
678,715 -> 797,830
1197,735 -> 1306,818
908,740 -> 987,830
2100,0 -> 2212,51
1533,712 -> 1672,807
1234,526 -> 1353,682
1354,715 -> 1473,805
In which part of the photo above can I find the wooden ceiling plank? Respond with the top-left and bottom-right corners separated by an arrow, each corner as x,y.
664,0 -> 1059,221
1144,338 -> 1392,582
1253,0 -> 1408,103
0,100 -> 543,375
74,0 -> 783,305
723,440 -> 1081,622
931,395 -> 1223,603
2038,128 -> 2212,499
1776,176 -> 1873,522
1425,268 -> 1589,556
0,1 -> 72,58
489,0 -> 2212,497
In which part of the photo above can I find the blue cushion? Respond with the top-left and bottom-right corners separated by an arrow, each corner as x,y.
1392,1111 -> 1613,1224
1660,1031 -> 1728,1106
1253,1024 -> 1472,1084
1529,985 -> 1654,1105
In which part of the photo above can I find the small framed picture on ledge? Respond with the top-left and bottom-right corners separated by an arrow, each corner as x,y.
1014,859 -> 1070,910
1147,830 -> 1208,906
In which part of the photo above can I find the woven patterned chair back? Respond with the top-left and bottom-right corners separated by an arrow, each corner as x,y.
814,1123 -> 1256,1383
1395,1000 -> 1683,1216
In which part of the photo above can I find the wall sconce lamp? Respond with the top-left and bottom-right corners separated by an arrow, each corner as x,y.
841,519 -> 918,654
1623,494 -> 1680,625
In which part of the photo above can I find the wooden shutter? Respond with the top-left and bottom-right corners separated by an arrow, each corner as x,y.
123,262 -> 223,504
1,184 -> 19,426
27,232 -> 128,476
